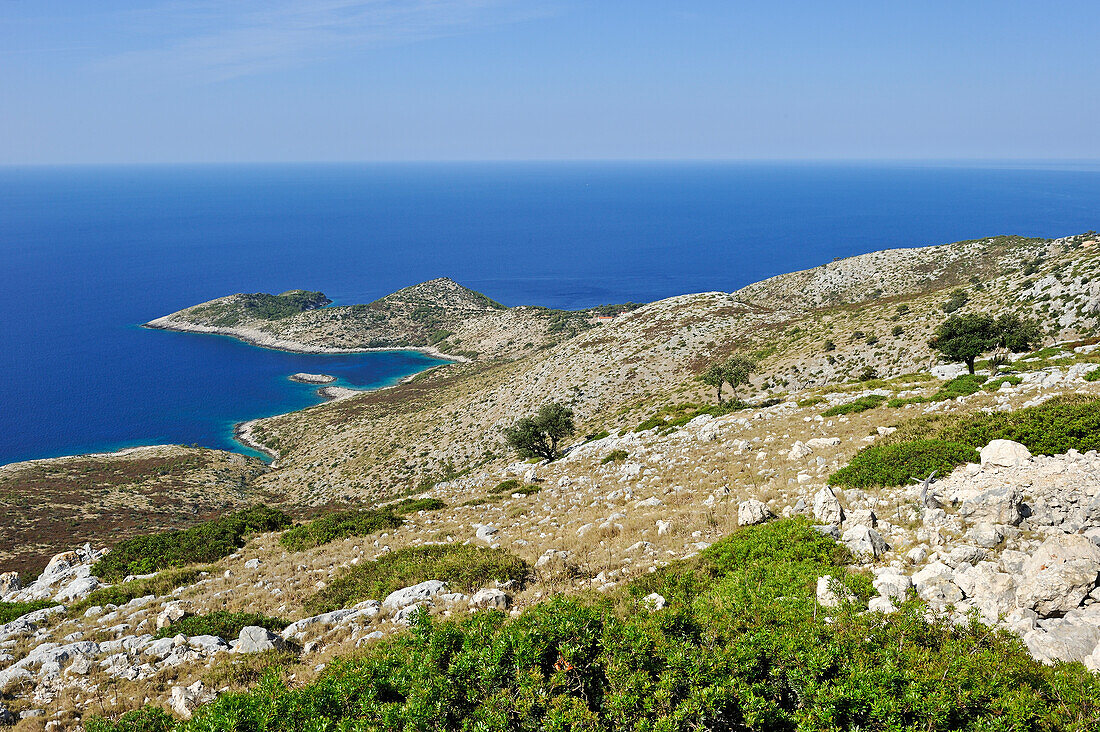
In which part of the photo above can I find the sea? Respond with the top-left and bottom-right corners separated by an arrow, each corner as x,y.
1,161 -> 1098,465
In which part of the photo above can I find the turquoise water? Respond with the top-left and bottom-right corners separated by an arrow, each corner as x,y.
1,162 -> 1097,464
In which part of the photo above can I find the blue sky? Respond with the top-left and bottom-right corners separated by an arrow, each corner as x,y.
1,1 -> 1098,163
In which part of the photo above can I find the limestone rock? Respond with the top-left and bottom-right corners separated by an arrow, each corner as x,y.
842,525 -> 887,559
1016,534 -> 1100,617
813,486 -> 844,525
0,572 -> 20,598
737,499 -> 775,526
958,486 -> 1024,526
980,439 -> 1032,468
816,575 -> 855,608
169,681 -> 214,720
470,588 -> 509,610
805,437 -> 841,449
383,580 -> 447,611
643,593 -> 667,611
156,602 -> 192,630
236,626 -> 286,654
787,441 -> 813,460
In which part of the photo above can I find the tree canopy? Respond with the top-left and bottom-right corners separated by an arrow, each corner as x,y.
503,403 -> 576,460
929,312 -> 1042,374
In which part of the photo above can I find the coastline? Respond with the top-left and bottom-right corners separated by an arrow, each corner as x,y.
142,318 -> 468,363
234,419 -> 280,465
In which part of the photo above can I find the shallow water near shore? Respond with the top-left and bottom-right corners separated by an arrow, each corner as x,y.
1,161 -> 1099,464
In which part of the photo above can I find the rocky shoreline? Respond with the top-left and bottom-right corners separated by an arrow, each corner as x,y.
142,318 -> 467,362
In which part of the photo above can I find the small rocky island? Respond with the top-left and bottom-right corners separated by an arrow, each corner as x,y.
289,373 -> 336,384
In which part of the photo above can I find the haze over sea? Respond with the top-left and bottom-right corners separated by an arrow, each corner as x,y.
1,161 -> 1098,465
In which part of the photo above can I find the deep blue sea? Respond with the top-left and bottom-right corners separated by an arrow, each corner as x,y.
1,162 -> 1098,465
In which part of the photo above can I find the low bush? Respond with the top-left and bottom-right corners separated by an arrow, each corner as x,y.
1085,368 -> 1100,382
821,394 -> 887,417
306,545 -> 530,613
155,610 -> 289,640
829,439 -> 979,488
985,375 -> 1023,391
930,373 -> 987,401
489,479 -> 522,494
87,518 -> 1100,732
601,449 -> 629,464
93,506 -> 292,582
391,497 -> 446,514
279,509 -> 403,552
71,567 -> 210,613
796,396 -> 825,407
933,397 -> 1100,455
0,600 -> 59,624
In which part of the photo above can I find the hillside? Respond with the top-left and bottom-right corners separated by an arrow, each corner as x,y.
144,278 -> 610,361
3,232 -> 1100,728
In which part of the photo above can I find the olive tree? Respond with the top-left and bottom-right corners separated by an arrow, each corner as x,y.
930,313 -> 1042,374
700,355 -> 757,404
503,403 -> 575,460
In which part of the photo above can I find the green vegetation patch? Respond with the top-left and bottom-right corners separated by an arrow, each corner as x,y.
155,610 -> 289,640
929,397 -> 1100,455
88,518 -> 1100,732
821,394 -> 887,417
0,600 -> 59,624
192,290 -> 330,326
71,567 -> 210,613
391,497 -> 446,514
1085,368 -> 1100,382
279,509 -> 404,552
829,440 -> 980,488
93,505 -> 292,582
307,545 -> 530,613
601,449 -> 629,464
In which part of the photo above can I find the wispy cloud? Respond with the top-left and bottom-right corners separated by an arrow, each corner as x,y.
98,0 -> 547,81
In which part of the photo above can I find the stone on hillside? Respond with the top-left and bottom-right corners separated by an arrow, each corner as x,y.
845,509 -> 877,528
0,704 -> 13,725
805,437 -> 841,449
945,545 -> 986,568
912,562 -> 964,606
1023,622 -> 1100,666
842,526 -> 887,559
0,572 -> 20,598
813,486 -> 844,525
980,439 -> 1032,468
958,486 -> 1024,526
787,441 -> 813,460
656,520 -> 672,536
156,602 -> 192,630
953,562 -> 1017,624
475,525 -> 499,543
816,575 -> 854,608
535,550 -> 571,568
169,681 -> 214,720
236,626 -> 286,654
244,558 -> 261,569
643,593 -> 667,611
965,523 -> 1004,549
57,576 -> 100,602
931,363 -> 969,379
906,546 -> 928,564
471,588 -> 509,609
872,572 -> 912,601
737,499 -> 774,526
696,423 -> 721,442
383,580 -> 447,610
1016,534 -> 1100,617
868,596 -> 897,614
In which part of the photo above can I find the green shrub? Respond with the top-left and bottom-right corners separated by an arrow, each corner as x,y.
821,394 -> 887,417
985,375 -> 1023,391
510,484 -> 541,496
584,430 -> 611,442
933,397 -> 1100,455
0,600 -> 59,624
88,518 -> 1100,732
930,373 -> 987,401
888,395 -> 929,408
391,498 -> 446,514
489,479 -> 522,494
1085,368 -> 1100,382
85,705 -> 174,732
829,439 -> 979,488
93,506 -> 292,582
279,509 -> 403,552
797,396 -> 826,407
70,567 -> 210,613
601,449 -> 629,464
307,545 -> 530,613
155,611 -> 289,640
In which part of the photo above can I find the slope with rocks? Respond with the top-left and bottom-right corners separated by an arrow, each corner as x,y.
242,233 -> 1100,504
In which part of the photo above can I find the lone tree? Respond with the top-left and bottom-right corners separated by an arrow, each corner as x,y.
930,313 -> 1042,374
723,355 -> 757,399
700,355 -> 758,404
503,403 -> 575,460
700,363 -> 727,404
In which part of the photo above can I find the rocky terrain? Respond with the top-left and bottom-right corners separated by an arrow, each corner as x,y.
2,231 -> 1100,728
145,278 -> 615,361
0,447 -> 270,577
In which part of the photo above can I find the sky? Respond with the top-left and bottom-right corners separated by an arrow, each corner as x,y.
1,1 -> 1098,164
